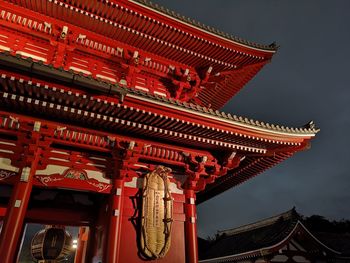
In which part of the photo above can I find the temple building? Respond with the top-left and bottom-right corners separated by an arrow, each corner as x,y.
0,0 -> 318,262
198,209 -> 350,263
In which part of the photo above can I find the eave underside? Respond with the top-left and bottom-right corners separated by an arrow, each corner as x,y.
0,52 -> 318,138
196,153 -> 294,203
0,63 -> 316,201
0,65 -> 314,150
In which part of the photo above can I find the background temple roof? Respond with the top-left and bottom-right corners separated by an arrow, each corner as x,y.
199,208 -> 348,261
200,209 -> 299,259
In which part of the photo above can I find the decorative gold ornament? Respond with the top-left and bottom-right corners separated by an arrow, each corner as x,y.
140,166 -> 173,259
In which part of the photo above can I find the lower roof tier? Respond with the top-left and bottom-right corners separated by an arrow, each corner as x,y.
0,111 -> 308,203
0,53 -> 318,202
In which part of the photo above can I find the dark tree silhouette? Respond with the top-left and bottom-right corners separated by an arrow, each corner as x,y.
303,215 -> 350,234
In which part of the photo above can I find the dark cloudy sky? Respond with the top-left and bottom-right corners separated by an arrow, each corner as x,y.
152,0 -> 350,237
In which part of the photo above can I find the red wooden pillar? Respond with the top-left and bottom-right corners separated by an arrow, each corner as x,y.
85,224 -> 97,263
74,227 -> 89,263
0,135 -> 42,261
105,178 -> 125,263
184,188 -> 198,263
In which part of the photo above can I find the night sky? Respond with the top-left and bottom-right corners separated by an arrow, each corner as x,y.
152,0 -> 350,237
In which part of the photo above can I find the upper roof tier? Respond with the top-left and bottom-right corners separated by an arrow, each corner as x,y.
3,0 -> 277,109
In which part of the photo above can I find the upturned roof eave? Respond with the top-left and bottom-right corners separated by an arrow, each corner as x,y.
200,221 -> 341,263
128,0 -> 278,53
0,52 -> 319,140
126,92 -> 319,139
216,208 -> 298,236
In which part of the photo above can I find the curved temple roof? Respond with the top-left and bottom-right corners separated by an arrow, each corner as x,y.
200,209 -> 341,262
2,0 -> 277,109
0,52 -> 319,139
0,0 -> 318,203
127,89 -> 319,137
0,52 -> 319,202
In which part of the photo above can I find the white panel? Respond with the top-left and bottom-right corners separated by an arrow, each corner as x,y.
293,255 -> 310,263
124,176 -> 143,188
16,51 -> 47,62
115,188 -> 122,196
281,245 -> 288,251
0,149 -> 14,154
291,239 -> 307,252
289,243 -> 298,251
134,85 -> 149,92
0,141 -> 16,146
48,157 -> 70,162
14,200 -> 21,208
154,91 -> 167,97
271,254 -> 289,262
96,74 -> 116,82
89,156 -> 107,161
69,66 -> 91,75
124,176 -> 183,194
20,167 -> 31,182
51,150 -> 70,155
85,169 -> 110,184
0,158 -> 19,172
0,45 -> 11,51
36,164 -> 67,175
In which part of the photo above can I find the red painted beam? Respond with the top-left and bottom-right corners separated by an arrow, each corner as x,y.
33,175 -> 112,194
25,208 -> 93,226
0,110 -> 217,157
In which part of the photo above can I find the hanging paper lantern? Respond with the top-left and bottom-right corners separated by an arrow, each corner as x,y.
31,225 -> 73,262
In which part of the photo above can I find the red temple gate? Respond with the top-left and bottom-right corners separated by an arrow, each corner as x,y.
0,0 -> 318,262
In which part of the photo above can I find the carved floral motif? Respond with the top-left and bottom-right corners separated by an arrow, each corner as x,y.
63,169 -> 88,180
35,168 -> 111,193
36,176 -> 64,186
0,169 -> 16,181
86,181 -> 111,192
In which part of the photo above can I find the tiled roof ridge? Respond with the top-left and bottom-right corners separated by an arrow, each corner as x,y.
132,0 -> 278,52
0,52 -> 319,136
217,208 -> 300,237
